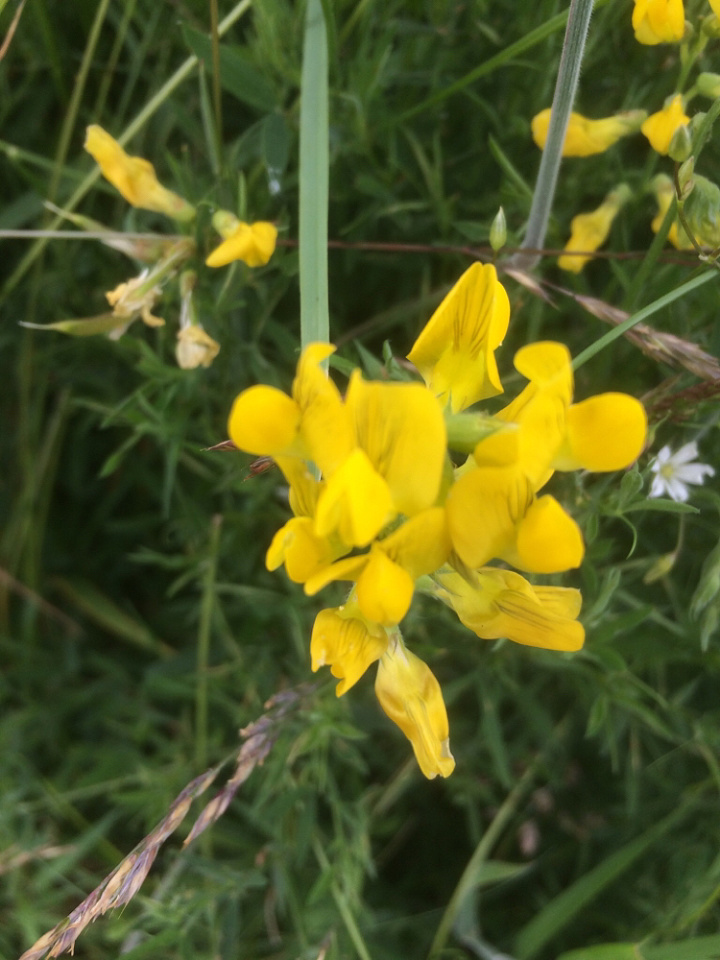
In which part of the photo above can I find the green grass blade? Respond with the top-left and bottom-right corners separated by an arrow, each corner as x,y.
514,805 -> 692,959
299,0 -> 329,348
572,271 -> 718,371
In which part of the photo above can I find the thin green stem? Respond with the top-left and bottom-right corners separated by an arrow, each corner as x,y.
514,0 -> 595,271
427,761 -> 539,958
299,0 -> 330,348
196,515 -> 222,772
47,0 -> 112,205
313,837 -> 373,960
573,270 -> 718,371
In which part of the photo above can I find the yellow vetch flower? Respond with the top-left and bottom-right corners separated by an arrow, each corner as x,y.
435,568 -> 585,652
552,394 -> 648,472
310,602 -> 389,696
375,636 -> 455,779
228,343 -> 354,474
531,109 -> 646,158
558,186 -> 631,273
344,372 -> 447,516
710,0 -> 720,18
305,508 -> 451,625
632,0 -> 685,44
407,263 -> 510,414
84,125 -> 195,221
205,211 -> 277,268
494,341 -> 573,488
651,174 -> 693,250
642,95 -> 690,155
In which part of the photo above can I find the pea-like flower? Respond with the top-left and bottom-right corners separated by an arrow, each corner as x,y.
84,125 -> 196,221
642,95 -> 690,155
205,211 -> 277,268
632,0 -> 685,45
407,262 -> 509,413
531,109 -> 646,158
558,186 -> 631,273
226,265 -> 648,779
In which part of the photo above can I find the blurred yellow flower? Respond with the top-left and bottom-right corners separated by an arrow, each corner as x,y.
205,213 -> 277,268
375,637 -> 455,779
651,174 -> 693,250
558,186 -> 630,273
407,263 -> 509,413
85,125 -> 195,221
641,95 -> 690,155
531,109 -> 645,157
632,0 -> 685,44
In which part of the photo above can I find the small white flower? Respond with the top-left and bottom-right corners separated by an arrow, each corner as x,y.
649,441 -> 714,502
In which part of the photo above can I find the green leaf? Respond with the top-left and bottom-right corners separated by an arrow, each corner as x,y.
514,806 -> 691,959
20,314 -> 131,336
51,577 -> 173,657
182,26 -> 277,112
556,945 -> 639,960
623,499 -> 700,514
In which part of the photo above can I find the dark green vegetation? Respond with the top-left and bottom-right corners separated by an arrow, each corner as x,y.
3,1 -> 720,958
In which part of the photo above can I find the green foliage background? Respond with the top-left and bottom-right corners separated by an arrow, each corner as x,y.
3,1 -> 720,958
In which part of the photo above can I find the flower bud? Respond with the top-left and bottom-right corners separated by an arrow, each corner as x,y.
489,206 -> 507,252
677,157 -> 695,200
697,72 -> 720,98
668,123 -> 693,161
684,174 -> 720,247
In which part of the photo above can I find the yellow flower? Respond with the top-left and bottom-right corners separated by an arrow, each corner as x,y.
710,0 -> 720,18
228,343 -> 354,474
446,463 -> 584,574
310,602 -> 389,696
175,323 -> 220,369
552,394 -> 648,472
632,0 -> 685,44
558,186 -> 631,273
205,213 -> 278,268
305,508 -> 451,625
651,174 -> 693,250
435,568 -> 585,652
84,125 -> 195,221
375,636 -> 455,779
407,263 -> 510,413
531,109 -> 646,157
641,95 -> 690,155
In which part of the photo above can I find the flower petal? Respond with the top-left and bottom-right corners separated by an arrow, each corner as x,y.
311,606 -> 388,695
407,263 -> 510,413
228,385 -> 301,456
346,372 -> 447,514
553,393 -> 647,472
375,641 -> 455,779
85,126 -> 195,220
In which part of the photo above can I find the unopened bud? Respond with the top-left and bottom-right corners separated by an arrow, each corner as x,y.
685,174 -> 720,246
211,209 -> 241,239
668,124 -> 692,162
643,551 -> 677,584
677,158 -> 695,201
489,207 -> 507,252
697,72 -> 720,99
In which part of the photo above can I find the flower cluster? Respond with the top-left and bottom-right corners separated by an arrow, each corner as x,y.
228,265 -> 647,778
31,126 -> 277,368
530,1 -> 720,270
